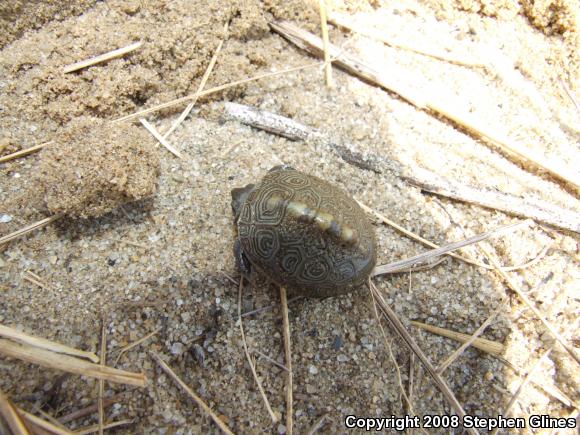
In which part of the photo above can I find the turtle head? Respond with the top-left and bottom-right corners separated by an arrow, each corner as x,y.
231,183 -> 255,221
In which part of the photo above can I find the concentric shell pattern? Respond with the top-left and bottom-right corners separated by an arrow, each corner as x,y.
234,168 -> 376,298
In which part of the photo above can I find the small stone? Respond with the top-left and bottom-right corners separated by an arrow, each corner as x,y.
308,365 -> 318,375
306,384 -> 316,394
484,371 -> 494,381
170,342 -> 185,355
48,255 -> 58,265
332,335 -> 344,350
277,424 -> 286,434
337,354 -> 349,362
0,214 -> 12,223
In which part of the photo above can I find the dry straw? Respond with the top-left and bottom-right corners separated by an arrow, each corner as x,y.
237,280 -> 279,423
63,41 -> 142,74
0,324 -> 99,363
280,286 -> 293,435
0,339 -> 147,387
411,320 -> 504,359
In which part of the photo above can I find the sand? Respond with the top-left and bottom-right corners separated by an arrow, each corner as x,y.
0,0 -> 578,433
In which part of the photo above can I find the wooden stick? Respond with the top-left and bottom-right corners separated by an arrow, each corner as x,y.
280,286 -> 293,435
0,141 -> 52,164
318,0 -> 333,88
162,22 -> 228,140
0,339 -> 147,387
411,320 -> 504,359
0,324 -> 99,363
224,102 -> 314,141
114,62 -> 319,123
139,118 -> 183,159
372,220 -> 532,276
149,352 -> 234,435
63,42 -> 142,74
368,280 -> 478,435
0,390 -> 30,435
269,21 -> 580,191
0,214 -> 63,246
237,280 -> 278,423
18,410 -> 73,435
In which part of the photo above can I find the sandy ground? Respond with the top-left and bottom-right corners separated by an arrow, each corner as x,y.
0,0 -> 579,433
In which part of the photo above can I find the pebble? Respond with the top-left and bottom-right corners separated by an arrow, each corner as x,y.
0,214 -> 12,223
337,354 -> 349,362
277,424 -> 286,434
308,365 -> 318,375
170,342 -> 185,355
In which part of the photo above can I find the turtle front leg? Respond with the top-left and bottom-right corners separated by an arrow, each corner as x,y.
234,238 -> 251,276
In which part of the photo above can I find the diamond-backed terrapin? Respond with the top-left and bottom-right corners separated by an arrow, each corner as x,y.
231,165 -> 376,298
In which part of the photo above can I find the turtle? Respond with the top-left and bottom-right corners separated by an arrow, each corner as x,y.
231,165 -> 376,298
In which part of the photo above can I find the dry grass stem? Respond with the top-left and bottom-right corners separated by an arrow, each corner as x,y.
149,352 -> 234,435
328,12 -> 483,68
372,220 -> 532,276
0,390 -> 29,435
254,350 -> 289,372
23,271 -> 52,291
491,348 -> 553,435
0,141 -> 52,163
318,0 -> 333,88
477,242 -> 580,365
237,280 -> 278,423
411,320 -> 504,359
162,22 -> 228,140
0,339 -> 147,387
74,418 -> 133,435
0,324 -> 99,363
280,286 -> 293,435
0,214 -> 63,246
63,41 -> 142,74
405,169 -> 580,233
19,409 -> 73,435
139,118 -> 183,159
436,314 -> 500,373
270,21 -> 580,190
112,327 -> 162,366
59,393 -> 126,424
98,322 -> 107,435
114,62 -> 320,122
368,280 -> 478,435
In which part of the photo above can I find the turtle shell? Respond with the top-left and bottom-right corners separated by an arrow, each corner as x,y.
233,167 -> 376,298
